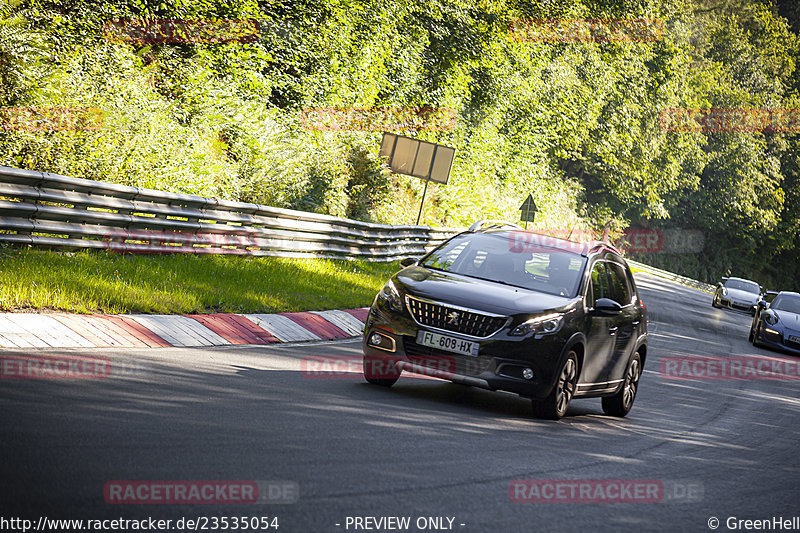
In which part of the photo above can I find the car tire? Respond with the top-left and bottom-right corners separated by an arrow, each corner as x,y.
602,352 -> 642,417
363,355 -> 400,387
711,296 -> 719,308
752,327 -> 762,348
532,351 -> 578,420
748,324 -> 755,342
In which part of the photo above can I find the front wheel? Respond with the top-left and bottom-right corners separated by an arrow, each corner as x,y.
752,325 -> 762,347
532,351 -> 578,420
363,355 -> 400,387
602,352 -> 642,417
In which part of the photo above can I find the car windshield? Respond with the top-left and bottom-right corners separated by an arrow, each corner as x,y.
725,279 -> 760,293
421,232 -> 587,297
772,295 -> 800,314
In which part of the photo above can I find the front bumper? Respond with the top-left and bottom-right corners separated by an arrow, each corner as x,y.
756,326 -> 800,356
718,297 -> 757,314
362,302 -> 567,399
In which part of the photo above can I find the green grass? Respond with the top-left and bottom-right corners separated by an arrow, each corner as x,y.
0,246 -> 400,314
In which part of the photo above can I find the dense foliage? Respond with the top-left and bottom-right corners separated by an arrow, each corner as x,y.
1,0 -> 798,288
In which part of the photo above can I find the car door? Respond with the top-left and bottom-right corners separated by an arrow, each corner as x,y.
604,261 -> 639,381
581,261 -> 617,385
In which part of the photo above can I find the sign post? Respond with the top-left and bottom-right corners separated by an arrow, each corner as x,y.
519,194 -> 538,228
379,133 -> 455,226
415,144 -> 439,225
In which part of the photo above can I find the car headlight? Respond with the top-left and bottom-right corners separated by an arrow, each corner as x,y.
509,314 -> 564,337
764,312 -> 778,325
721,288 -> 728,296
378,279 -> 403,312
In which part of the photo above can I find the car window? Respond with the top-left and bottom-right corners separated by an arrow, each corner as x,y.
625,266 -> 638,301
772,295 -> 800,314
424,240 -> 468,271
421,232 -> 587,297
588,262 -> 610,306
762,292 -> 779,304
725,279 -> 760,293
607,262 -> 633,305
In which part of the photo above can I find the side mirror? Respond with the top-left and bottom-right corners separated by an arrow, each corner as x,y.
758,300 -> 769,310
400,257 -> 416,267
593,298 -> 622,316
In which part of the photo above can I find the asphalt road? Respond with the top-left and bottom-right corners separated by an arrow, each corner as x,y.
1,273 -> 799,533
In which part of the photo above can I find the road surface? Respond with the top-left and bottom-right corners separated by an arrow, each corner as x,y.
1,274 -> 798,532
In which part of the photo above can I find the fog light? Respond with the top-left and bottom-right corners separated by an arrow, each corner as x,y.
522,368 -> 534,380
367,331 -> 396,352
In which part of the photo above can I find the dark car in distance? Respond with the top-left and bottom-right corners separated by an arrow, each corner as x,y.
749,291 -> 800,356
712,277 -> 763,315
362,221 -> 648,420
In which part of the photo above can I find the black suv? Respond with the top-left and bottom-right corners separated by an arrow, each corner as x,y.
362,221 -> 648,419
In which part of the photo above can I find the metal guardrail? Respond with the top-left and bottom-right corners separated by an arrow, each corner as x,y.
628,259 -> 715,293
0,166 -> 460,260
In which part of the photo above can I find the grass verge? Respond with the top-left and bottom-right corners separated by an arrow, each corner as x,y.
0,246 -> 400,314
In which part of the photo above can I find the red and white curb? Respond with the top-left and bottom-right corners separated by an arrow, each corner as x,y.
0,308 -> 370,349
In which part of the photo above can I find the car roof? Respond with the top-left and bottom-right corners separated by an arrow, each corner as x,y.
776,291 -> 800,297
479,228 -> 622,258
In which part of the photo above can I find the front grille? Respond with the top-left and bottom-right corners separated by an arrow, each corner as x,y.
785,337 -> 800,350
405,296 -> 508,338
403,337 -> 492,376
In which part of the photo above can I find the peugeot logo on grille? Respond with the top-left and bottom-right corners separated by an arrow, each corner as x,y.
447,311 -> 460,326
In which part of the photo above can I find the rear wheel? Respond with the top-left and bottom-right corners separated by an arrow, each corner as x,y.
532,351 -> 578,420
602,352 -> 642,417
363,355 -> 400,387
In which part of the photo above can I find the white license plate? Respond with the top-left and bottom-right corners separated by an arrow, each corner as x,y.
416,330 -> 479,357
